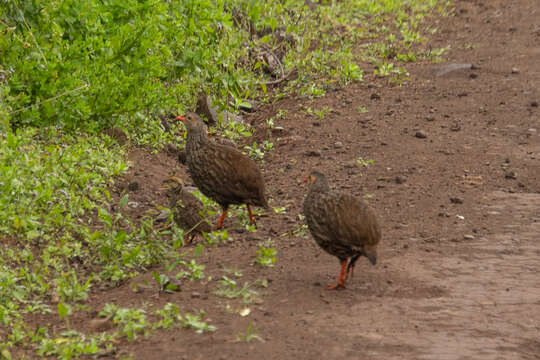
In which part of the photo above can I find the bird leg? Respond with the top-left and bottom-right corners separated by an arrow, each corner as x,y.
328,260 -> 348,290
246,204 -> 257,226
216,209 -> 228,230
345,255 -> 361,280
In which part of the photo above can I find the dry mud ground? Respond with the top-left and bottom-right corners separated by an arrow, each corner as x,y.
32,0 -> 540,359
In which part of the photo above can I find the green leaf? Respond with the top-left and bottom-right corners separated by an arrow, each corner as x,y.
57,302 -> 71,319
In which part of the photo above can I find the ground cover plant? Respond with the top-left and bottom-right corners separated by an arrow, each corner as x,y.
0,0 -> 451,358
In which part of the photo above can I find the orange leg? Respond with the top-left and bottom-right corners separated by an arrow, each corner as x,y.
246,204 -> 256,226
216,209 -> 228,229
328,260 -> 348,290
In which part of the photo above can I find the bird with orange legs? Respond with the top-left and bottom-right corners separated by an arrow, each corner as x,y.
176,112 -> 268,229
303,170 -> 381,290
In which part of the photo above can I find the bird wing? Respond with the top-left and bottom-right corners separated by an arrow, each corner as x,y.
322,193 -> 381,248
203,143 -> 265,202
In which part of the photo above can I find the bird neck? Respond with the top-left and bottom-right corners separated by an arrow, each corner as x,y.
186,129 -> 209,152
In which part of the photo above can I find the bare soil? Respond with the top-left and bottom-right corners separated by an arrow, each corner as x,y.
29,0 -> 540,358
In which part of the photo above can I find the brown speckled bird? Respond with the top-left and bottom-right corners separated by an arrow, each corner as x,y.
165,176 -> 212,242
175,112 -> 268,229
303,170 -> 381,290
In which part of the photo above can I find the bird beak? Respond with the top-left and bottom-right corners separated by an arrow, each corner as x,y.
175,115 -> 186,122
368,254 -> 377,266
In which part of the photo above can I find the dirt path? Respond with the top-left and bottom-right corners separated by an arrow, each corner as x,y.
84,1 -> 540,359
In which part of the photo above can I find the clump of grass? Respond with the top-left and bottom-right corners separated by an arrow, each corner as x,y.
236,322 -> 264,343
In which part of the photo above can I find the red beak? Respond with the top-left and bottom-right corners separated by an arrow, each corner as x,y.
175,115 -> 186,122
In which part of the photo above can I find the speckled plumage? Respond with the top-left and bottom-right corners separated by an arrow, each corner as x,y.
167,179 -> 212,239
303,170 -> 381,289
180,113 -> 268,228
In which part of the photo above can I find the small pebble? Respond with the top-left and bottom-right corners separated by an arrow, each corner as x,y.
511,67 -> 519,74
334,141 -> 344,149
415,130 -> 427,139
128,181 -> 139,191
395,175 -> 406,184
89,318 -> 113,332
450,197 -> 463,204
450,122 -> 461,132
344,160 -> 357,169
304,150 -> 322,157
191,292 -> 201,299
531,101 -> 539,108
505,171 -> 517,179
464,234 -> 475,240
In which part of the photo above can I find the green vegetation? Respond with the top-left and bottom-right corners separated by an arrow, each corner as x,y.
254,239 -> 277,267
236,322 -> 264,343
0,0 -> 451,357
215,276 -> 260,304
1,0 -> 451,132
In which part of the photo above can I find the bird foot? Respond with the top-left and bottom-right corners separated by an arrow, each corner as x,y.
327,282 -> 347,290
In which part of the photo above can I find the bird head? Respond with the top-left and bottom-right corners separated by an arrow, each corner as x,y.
175,112 -> 206,134
302,170 -> 327,187
363,244 -> 378,266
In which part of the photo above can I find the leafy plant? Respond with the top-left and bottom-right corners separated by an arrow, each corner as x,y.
154,304 -> 215,333
99,304 -> 148,340
152,271 -> 180,293
254,240 -> 277,267
236,322 -> 264,343
180,311 -> 216,334
373,62 -> 410,83
175,259 -> 205,281
356,157 -> 374,168
215,276 -> 259,304
54,271 -> 91,303
37,331 -> 111,360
